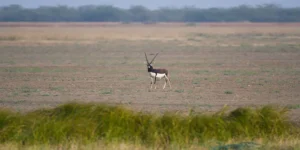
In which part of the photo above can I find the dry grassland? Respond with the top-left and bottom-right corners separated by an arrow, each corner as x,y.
1,22 -> 300,45
0,22 -> 300,122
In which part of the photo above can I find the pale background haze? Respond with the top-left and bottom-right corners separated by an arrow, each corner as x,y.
0,0 -> 299,9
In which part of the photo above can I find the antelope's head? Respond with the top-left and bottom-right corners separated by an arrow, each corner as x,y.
144,52 -> 158,71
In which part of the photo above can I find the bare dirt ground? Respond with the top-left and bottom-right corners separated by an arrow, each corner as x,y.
0,23 -> 299,122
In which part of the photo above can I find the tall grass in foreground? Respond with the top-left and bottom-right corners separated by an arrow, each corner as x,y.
0,103 -> 298,149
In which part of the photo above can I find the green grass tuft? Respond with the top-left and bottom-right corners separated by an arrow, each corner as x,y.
0,103 -> 297,148
100,89 -> 113,95
174,89 -> 184,93
49,86 -> 64,92
224,90 -> 233,94
0,36 -> 20,41
287,104 -> 300,110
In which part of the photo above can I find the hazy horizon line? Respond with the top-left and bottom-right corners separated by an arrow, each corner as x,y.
0,3 -> 296,9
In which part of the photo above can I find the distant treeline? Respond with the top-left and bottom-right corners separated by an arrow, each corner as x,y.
1,4 -> 300,22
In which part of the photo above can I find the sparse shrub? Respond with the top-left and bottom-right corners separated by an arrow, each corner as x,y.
192,78 -> 201,85
223,70 -> 237,76
224,90 -> 233,94
20,86 -> 38,93
174,89 -> 184,93
100,89 -> 113,95
50,86 -> 64,92
0,36 -> 20,41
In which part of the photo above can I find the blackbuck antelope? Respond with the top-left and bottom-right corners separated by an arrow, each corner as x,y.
144,52 -> 171,89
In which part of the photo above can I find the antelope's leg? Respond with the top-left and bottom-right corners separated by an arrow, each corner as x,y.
150,77 -> 154,89
154,76 -> 157,89
165,76 -> 171,88
163,78 -> 167,89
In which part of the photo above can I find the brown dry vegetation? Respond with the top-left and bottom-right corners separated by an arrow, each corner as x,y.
0,22 -> 300,123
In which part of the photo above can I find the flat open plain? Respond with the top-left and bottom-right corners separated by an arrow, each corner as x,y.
0,22 -> 299,122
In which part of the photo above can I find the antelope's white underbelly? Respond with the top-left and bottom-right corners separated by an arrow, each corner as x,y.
149,72 -> 166,79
